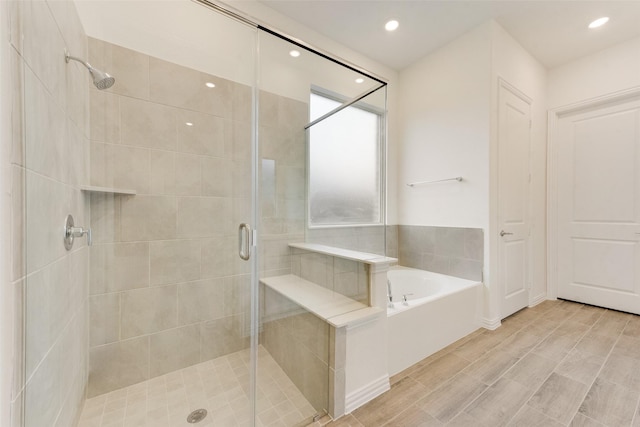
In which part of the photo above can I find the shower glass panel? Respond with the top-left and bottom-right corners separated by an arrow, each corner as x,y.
256,29 -> 387,423
20,0 -> 387,425
22,1 -> 259,425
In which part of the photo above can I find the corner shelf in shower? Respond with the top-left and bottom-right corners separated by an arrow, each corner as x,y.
80,185 -> 137,195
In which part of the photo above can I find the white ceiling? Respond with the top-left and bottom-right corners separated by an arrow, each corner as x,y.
259,0 -> 640,70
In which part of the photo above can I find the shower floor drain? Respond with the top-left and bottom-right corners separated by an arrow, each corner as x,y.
187,409 -> 208,423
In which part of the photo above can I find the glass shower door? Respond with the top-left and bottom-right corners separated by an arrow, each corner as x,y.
255,28 -> 387,425
21,1 -> 260,426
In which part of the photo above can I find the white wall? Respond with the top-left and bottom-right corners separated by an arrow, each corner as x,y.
397,23 -> 492,319
397,22 -> 492,229
396,21 -> 548,324
548,36 -> 640,109
489,22 -> 548,320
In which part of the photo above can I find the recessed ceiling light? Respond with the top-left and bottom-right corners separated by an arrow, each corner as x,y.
588,17 -> 609,29
385,20 -> 399,32
355,78 -> 364,84
289,50 -> 301,58
205,82 -> 215,88
185,122 -> 194,126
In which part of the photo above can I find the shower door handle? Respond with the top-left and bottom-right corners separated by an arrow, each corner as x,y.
238,223 -> 252,261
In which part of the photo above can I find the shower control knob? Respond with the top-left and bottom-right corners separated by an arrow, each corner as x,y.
64,214 -> 92,250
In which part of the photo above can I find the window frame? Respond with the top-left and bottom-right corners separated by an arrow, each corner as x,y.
306,87 -> 386,229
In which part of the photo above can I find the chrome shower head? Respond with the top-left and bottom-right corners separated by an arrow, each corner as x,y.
65,50 -> 115,90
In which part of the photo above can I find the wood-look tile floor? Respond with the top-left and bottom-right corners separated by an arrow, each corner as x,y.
318,300 -> 640,427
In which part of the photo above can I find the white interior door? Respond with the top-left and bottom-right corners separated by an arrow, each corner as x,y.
557,97 -> 640,314
498,83 -> 532,319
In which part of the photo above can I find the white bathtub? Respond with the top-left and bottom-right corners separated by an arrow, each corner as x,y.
387,266 -> 482,376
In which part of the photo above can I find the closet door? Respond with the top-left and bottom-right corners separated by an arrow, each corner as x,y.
498,82 -> 532,319
556,97 -> 640,314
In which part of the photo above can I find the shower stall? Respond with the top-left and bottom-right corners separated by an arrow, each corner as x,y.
14,1 -> 388,426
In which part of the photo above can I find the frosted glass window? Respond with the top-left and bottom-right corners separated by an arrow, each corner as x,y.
309,93 -> 381,226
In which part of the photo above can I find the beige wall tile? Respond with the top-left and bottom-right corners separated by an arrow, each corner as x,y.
66,119 -> 89,187
201,156 -> 231,197
120,195 -> 177,241
174,153 -> 201,196
8,1 -> 23,54
88,37 -> 149,99
24,66 -> 67,182
200,237 -> 234,279
149,325 -> 200,378
230,120 -> 251,161
149,239 -> 200,286
90,142 -> 150,193
25,171 -> 68,273
177,278 -> 225,325
24,344 -> 61,427
177,109 -> 225,156
65,50 -> 90,137
11,166 -> 25,281
201,314 -> 249,360
11,280 -> 24,402
176,196 -> 229,238
120,97 -> 176,150
149,150 -> 176,195
89,193 -> 121,244
10,46 -> 24,167
149,57 -> 232,117
121,285 -> 177,339
22,0 -> 66,108
226,275 -> 250,317
90,90 -> 120,143
90,294 -> 120,347
88,337 -> 150,397
231,83 -> 252,124
299,253 -> 334,290
90,242 -> 150,294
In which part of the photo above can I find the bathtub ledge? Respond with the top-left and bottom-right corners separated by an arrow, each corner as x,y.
288,243 -> 397,266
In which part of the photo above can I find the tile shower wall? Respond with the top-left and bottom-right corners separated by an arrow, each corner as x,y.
306,225 -> 387,256
261,287 -> 329,413
7,1 -> 91,426
291,249 -> 369,304
87,38 -> 308,397
396,225 -> 484,281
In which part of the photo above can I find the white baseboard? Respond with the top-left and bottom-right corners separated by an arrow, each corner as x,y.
344,375 -> 390,414
528,294 -> 547,307
481,317 -> 501,330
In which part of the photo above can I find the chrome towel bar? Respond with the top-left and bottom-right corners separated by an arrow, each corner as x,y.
406,176 -> 463,187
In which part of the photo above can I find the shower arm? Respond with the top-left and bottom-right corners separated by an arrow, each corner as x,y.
64,51 -> 94,71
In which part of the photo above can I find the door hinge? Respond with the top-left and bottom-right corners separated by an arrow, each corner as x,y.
529,120 -> 532,129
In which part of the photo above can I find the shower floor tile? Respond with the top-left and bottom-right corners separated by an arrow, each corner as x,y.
77,346 -> 317,427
